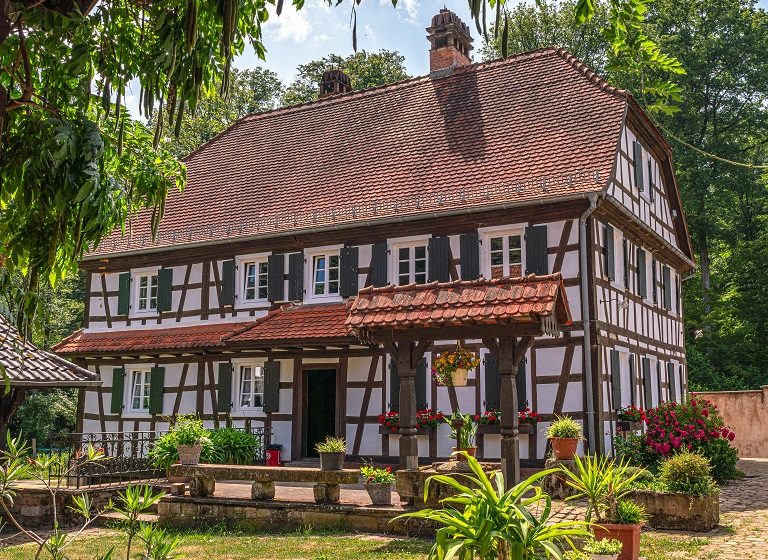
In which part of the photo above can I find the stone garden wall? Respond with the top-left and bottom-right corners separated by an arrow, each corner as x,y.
696,386 -> 768,458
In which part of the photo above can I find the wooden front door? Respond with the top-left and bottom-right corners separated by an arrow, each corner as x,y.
304,369 -> 337,458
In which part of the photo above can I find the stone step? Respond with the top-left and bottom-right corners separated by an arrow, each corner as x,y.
95,511 -> 159,526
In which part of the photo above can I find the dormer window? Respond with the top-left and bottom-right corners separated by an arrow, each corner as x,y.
136,272 -> 158,312
243,260 -> 269,302
312,253 -> 340,296
397,245 -> 427,285
488,233 -> 522,279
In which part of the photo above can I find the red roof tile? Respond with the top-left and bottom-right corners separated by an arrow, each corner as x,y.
54,321 -> 255,356
226,303 -> 354,346
345,274 -> 572,338
88,47 -> 627,258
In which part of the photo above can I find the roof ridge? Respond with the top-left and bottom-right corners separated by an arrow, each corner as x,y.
551,46 -> 629,98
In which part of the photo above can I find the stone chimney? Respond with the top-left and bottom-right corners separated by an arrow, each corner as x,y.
426,8 -> 473,76
319,69 -> 352,98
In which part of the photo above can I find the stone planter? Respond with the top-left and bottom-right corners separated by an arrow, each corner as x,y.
549,437 -> 578,460
593,523 -> 641,560
177,444 -> 203,465
628,490 -> 719,532
319,451 -> 345,471
365,483 -> 393,506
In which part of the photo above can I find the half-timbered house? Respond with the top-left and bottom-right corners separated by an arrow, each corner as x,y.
54,9 -> 694,467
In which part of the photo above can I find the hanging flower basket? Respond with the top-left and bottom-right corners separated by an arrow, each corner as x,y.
432,346 -> 480,387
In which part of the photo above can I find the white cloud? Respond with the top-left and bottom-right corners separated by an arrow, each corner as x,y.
377,0 -> 420,24
268,5 -> 312,44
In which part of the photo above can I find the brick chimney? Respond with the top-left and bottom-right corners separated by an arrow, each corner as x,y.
426,8 -> 473,76
319,69 -> 352,98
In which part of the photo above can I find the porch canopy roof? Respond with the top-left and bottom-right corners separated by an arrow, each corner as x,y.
345,273 -> 572,343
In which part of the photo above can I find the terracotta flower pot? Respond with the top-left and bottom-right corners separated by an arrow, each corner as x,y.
549,437 -> 578,460
319,451 -> 345,471
177,444 -> 203,465
450,368 -> 469,386
593,523 -> 641,560
365,483 -> 393,506
452,447 -> 477,461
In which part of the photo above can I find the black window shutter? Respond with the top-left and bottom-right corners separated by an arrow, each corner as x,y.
110,367 -> 125,414
656,362 -> 663,403
633,141 -> 644,191
623,239 -> 630,287
628,354 -> 637,407
370,241 -> 388,287
604,224 -> 615,281
217,362 -> 233,413
267,254 -> 285,302
428,237 -> 451,282
157,268 -> 174,312
636,248 -> 647,298
389,359 -> 400,410
288,252 -> 304,301
662,266 -> 672,310
263,361 -> 281,413
415,357 -> 428,409
642,358 -> 652,408
610,350 -> 622,409
149,366 -> 165,414
667,362 -> 677,403
651,259 -> 658,304
516,356 -> 527,412
675,275 -> 681,314
648,159 -> 655,201
459,231 -> 480,280
117,272 -> 131,315
220,259 -> 236,306
339,246 -> 359,298
525,225 -> 548,275
484,354 -> 500,410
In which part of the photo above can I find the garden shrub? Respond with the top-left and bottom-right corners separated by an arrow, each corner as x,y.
658,452 -> 718,496
642,398 -> 739,483
204,428 -> 262,465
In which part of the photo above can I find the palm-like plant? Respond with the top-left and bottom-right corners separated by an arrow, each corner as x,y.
395,453 -> 591,560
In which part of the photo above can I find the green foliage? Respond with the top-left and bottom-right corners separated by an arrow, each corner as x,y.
396,453 -> 592,559
171,416 -> 210,446
612,498 -> 648,525
315,436 -> 347,454
281,50 -> 410,106
149,417 -> 212,469
205,427 -> 261,465
449,412 -> 478,448
360,462 -> 396,484
584,538 -> 623,555
658,452 -> 718,496
547,415 -> 583,439
8,389 -> 77,446
698,438 -> 740,485
564,551 -> 591,560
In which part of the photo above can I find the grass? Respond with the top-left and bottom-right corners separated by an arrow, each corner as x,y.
640,532 -> 710,560
0,527 -> 433,560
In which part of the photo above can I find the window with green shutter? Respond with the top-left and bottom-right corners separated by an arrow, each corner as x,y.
117,273 -> 131,315
217,362 -> 233,413
267,253 -> 285,302
110,367 -> 125,414
662,265 -> 672,310
610,350 -> 622,410
484,354 -> 500,410
288,252 -> 304,300
220,260 -> 236,306
459,231 -> 480,280
339,246 -> 359,298
623,238 -> 630,288
636,248 -> 647,298
667,362 -> 677,403
149,366 -> 165,414
427,237 -> 451,282
651,258 -> 658,304
516,356 -> 527,412
524,225 -> 548,275
642,358 -> 653,408
628,354 -> 637,407
262,361 -> 281,413
157,268 -> 174,312
604,224 -> 615,281
633,141 -> 644,191
370,241 -> 388,287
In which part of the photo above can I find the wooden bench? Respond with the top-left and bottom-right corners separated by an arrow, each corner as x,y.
169,464 -> 361,504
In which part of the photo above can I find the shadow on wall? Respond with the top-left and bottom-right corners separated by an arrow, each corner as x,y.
695,386 -> 768,458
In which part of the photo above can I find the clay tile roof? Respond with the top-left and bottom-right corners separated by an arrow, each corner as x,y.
0,315 -> 99,386
88,47 -> 627,258
54,321 -> 256,356
345,274 -> 572,338
226,303 -> 356,346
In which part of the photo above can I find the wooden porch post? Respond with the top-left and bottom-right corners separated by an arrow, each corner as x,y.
396,342 -> 419,470
498,335 -> 520,487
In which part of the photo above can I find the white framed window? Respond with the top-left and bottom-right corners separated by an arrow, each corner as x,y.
237,364 -> 264,409
311,252 -> 340,297
396,244 -> 428,285
480,229 -> 523,279
241,259 -> 269,303
132,268 -> 159,315
129,369 -> 152,412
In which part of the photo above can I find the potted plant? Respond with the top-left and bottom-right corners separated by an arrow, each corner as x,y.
616,406 -> 645,433
583,538 -> 622,560
547,415 -> 582,460
560,455 -> 647,560
315,436 -> 347,471
173,416 -> 211,466
360,462 -> 396,506
432,345 -> 480,386
449,412 -> 478,460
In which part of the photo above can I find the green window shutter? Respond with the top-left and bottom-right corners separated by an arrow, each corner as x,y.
370,241 -> 388,287
628,354 -> 637,407
651,259 -> 658,304
656,362 -> 663,403
633,141 -> 644,191
428,236 -> 451,282
288,252 -> 304,301
149,367 -> 165,415
662,265 -> 672,310
117,272 -> 131,316
415,357 -> 428,409
604,224 -> 615,281
610,350 -> 622,410
267,254 -> 285,302
110,367 -> 125,414
339,246 -> 359,298
484,354 -> 500,410
220,259 -> 236,306
642,358 -> 652,408
636,248 -> 647,298
459,231 -> 480,280
217,362 -> 233,413
524,225 -> 548,275
667,362 -> 677,403
675,275 -> 681,314
262,361 -> 281,413
648,159 -> 655,201
516,356 -> 527,412
622,239 -> 630,287
157,268 -> 174,312
389,359 -> 400,411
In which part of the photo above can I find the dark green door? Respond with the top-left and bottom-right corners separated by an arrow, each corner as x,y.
305,369 -> 337,458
